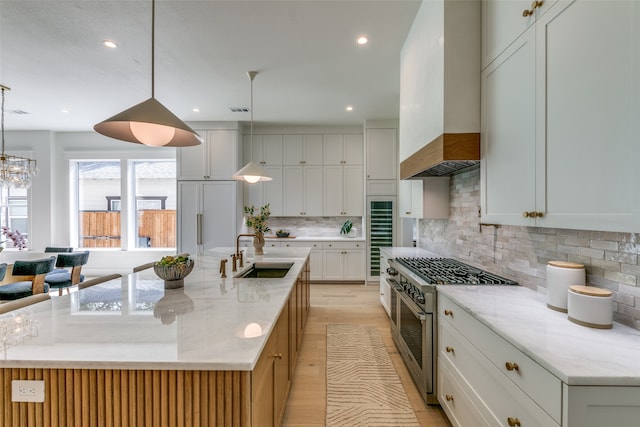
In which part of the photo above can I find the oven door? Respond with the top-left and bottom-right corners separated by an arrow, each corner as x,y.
396,290 -> 433,399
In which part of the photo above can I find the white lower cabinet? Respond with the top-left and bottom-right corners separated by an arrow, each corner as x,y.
321,241 -> 365,281
563,385 -> 640,427
280,241 -> 323,281
379,252 -> 391,316
439,294 -> 640,427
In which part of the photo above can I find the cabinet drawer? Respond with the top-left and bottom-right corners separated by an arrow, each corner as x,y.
439,295 -> 562,423
322,241 -> 364,250
439,323 -> 560,427
280,240 -> 321,250
438,358 -> 494,427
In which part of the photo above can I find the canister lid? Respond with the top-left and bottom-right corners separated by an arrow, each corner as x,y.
569,285 -> 612,297
548,260 -> 585,269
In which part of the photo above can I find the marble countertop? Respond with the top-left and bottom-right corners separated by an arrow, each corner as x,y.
0,247 -> 310,371
242,235 -> 365,242
438,285 -> 640,386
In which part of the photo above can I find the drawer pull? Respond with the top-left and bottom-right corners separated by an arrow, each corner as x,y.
273,353 -> 283,359
444,309 -> 453,316
445,394 -> 454,402
507,417 -> 521,426
445,346 -> 455,354
505,362 -> 520,371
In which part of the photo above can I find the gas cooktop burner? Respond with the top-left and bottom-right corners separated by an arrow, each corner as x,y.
395,257 -> 517,286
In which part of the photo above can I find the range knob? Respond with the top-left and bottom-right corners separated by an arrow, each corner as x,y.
386,267 -> 398,276
416,294 -> 426,305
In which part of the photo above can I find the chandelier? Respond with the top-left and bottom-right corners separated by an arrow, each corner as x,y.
0,85 -> 39,189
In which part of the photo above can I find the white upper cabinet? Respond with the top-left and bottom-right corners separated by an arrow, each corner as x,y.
482,0 -> 558,68
283,135 -> 323,166
481,0 -> 640,232
283,166 -> 323,216
177,130 -> 240,180
399,178 -> 449,219
323,134 -> 363,165
366,128 -> 397,180
244,134 -> 283,166
481,29 -> 536,226
323,165 -> 364,217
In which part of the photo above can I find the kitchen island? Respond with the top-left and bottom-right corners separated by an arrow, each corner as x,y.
0,247 -> 310,427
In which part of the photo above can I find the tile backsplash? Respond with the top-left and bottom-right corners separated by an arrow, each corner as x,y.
240,216 -> 364,238
417,167 -> 640,330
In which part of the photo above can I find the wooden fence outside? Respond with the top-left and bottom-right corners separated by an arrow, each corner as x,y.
80,210 -> 176,248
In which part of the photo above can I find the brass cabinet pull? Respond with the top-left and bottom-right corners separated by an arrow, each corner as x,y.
446,346 -> 455,354
507,417 -> 522,426
523,211 -> 544,218
274,353 -> 283,359
444,309 -> 453,316
505,362 -> 520,371
445,394 -> 454,402
522,0 -> 543,17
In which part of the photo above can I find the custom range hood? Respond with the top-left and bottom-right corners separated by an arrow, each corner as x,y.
400,133 -> 480,179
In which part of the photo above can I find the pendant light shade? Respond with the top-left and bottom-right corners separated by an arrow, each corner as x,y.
232,161 -> 272,183
232,71 -> 272,183
94,97 -> 202,147
93,0 -> 202,147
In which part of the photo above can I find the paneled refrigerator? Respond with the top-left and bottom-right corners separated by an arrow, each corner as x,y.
366,196 -> 396,282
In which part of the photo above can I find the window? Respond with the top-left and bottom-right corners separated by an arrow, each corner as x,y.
133,161 -> 176,248
73,159 -> 176,250
0,187 -> 28,249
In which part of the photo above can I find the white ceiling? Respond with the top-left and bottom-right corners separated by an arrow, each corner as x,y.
0,0 -> 421,132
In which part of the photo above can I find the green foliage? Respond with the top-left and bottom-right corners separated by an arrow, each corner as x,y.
244,203 -> 271,233
156,255 -> 190,266
340,219 -> 353,235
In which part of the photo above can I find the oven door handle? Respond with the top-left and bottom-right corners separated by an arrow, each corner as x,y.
397,291 -> 427,321
386,277 -> 400,289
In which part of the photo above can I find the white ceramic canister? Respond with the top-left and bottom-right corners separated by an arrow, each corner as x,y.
546,261 -> 585,312
567,285 -> 613,329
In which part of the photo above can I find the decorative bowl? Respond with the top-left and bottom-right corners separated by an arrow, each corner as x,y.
276,230 -> 290,238
153,259 -> 195,288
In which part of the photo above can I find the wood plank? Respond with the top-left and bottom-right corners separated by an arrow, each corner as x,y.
399,132 -> 480,179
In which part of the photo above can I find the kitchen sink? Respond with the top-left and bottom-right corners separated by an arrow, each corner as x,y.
235,262 -> 294,279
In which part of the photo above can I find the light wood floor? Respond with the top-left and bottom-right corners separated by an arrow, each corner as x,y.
282,283 -> 452,427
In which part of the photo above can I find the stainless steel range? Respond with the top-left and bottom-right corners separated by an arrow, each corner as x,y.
386,257 -> 517,405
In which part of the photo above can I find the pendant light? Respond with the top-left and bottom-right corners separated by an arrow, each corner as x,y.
232,71 -> 272,183
0,85 -> 39,189
94,0 -> 202,147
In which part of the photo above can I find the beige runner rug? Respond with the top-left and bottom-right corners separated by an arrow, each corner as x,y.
326,324 -> 420,427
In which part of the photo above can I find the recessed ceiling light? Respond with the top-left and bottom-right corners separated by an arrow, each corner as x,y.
357,36 -> 368,45
345,105 -> 353,112
192,108 -> 200,113
102,40 -> 118,49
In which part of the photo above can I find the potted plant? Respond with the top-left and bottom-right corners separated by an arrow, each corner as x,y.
153,255 -> 194,289
244,204 -> 271,254
340,220 -> 357,238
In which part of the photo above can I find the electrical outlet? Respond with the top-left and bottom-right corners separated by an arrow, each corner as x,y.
11,380 -> 45,403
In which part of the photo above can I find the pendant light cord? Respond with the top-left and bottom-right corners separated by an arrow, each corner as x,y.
151,0 -> 155,98
247,71 -> 257,147
250,75 -> 253,146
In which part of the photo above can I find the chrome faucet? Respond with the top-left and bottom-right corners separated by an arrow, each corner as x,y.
236,233 -> 256,267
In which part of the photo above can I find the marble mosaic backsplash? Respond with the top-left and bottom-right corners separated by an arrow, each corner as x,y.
417,167 -> 640,330
240,216 -> 364,238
